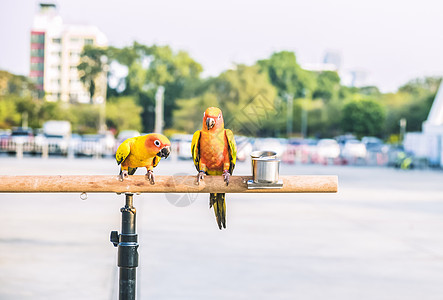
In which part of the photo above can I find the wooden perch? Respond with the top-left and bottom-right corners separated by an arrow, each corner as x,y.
0,175 -> 338,194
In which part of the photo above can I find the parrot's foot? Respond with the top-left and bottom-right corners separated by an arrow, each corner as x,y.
223,170 -> 231,186
196,170 -> 206,185
145,170 -> 155,185
119,170 -> 129,181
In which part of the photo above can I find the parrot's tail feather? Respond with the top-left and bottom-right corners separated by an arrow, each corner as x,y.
210,193 -> 226,230
209,193 -> 217,208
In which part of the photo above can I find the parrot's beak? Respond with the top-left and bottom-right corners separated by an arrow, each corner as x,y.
157,146 -> 171,159
206,117 -> 215,130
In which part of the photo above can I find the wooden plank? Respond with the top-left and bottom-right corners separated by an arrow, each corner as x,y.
0,175 -> 338,194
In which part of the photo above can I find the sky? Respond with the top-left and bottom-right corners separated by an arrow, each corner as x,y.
1,0 -> 442,92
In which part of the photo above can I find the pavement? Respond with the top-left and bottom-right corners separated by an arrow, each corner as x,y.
1,157 -> 443,299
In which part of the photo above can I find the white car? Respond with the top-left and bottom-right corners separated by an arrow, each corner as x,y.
171,134 -> 193,160
316,139 -> 340,159
341,139 -> 367,159
253,138 -> 287,157
235,136 -> 253,162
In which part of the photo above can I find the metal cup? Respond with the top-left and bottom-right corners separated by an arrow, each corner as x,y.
251,151 -> 280,183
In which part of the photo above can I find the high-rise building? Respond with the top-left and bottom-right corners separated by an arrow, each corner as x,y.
30,3 -> 107,103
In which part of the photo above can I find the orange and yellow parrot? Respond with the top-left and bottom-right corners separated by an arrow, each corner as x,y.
116,133 -> 171,184
191,107 -> 236,229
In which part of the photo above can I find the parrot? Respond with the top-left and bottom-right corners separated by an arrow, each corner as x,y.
191,107 -> 236,230
116,133 -> 171,184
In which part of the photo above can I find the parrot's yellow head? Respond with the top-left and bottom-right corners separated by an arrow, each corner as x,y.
144,133 -> 171,158
202,107 -> 224,131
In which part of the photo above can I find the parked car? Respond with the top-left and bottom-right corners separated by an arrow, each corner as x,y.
171,134 -> 193,160
33,128 -> 46,154
235,136 -> 253,162
341,139 -> 367,159
69,133 -> 82,154
253,138 -> 287,157
284,138 -> 318,164
362,136 -> 385,152
335,134 -> 357,146
8,127 -> 34,153
316,139 -> 340,160
99,131 -> 116,157
77,134 -> 104,157
43,121 -> 71,155
0,129 -> 11,151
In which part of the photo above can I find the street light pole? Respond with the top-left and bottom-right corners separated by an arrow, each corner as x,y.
155,86 -> 165,134
286,93 -> 293,138
399,118 -> 407,144
301,89 -> 308,138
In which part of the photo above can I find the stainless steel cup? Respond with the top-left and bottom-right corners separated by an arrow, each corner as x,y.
250,151 -> 280,183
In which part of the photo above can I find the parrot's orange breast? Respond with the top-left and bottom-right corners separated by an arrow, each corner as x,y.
199,130 -> 228,172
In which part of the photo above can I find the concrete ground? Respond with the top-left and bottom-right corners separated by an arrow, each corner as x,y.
1,157 -> 443,299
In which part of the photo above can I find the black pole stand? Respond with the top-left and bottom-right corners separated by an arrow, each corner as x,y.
110,193 -> 139,300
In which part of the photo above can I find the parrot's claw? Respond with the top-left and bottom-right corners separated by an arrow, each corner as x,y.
145,170 -> 155,185
223,170 -> 231,186
196,171 -> 206,185
119,170 -> 129,181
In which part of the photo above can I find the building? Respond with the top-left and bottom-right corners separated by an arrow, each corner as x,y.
30,3 -> 107,103
404,82 -> 443,167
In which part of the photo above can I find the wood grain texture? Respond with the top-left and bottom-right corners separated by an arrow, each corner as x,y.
0,175 -> 338,194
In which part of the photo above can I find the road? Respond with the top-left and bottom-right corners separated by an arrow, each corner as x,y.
0,157 -> 443,300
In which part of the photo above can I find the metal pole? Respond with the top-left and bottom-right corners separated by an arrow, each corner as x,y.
301,105 -> 307,138
155,86 -> 165,134
111,193 -> 139,300
286,93 -> 293,138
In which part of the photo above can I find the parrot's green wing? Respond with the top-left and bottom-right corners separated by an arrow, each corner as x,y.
115,138 -> 131,165
191,130 -> 201,172
225,129 -> 237,174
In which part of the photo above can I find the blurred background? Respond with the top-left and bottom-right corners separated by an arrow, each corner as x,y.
1,1 -> 443,299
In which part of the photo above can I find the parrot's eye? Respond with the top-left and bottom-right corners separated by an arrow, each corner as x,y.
218,114 -> 221,120
154,140 -> 161,147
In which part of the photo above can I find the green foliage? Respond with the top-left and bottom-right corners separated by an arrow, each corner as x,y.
341,97 -> 386,138
312,71 -> 340,101
105,42 -> 203,132
0,96 -> 21,128
2,44 -> 442,140
0,70 -> 35,98
78,45 -> 108,102
174,64 -> 278,136
257,51 -> 316,98
106,96 -> 143,133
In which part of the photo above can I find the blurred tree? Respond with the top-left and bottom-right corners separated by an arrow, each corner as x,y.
0,96 -> 21,128
174,64 -> 278,136
358,86 -> 382,97
257,51 -> 316,99
380,76 -> 441,135
341,97 -> 385,138
0,70 -> 38,128
108,42 -> 203,132
78,45 -> 108,102
106,96 -> 143,133
66,104 -> 100,134
312,71 -> 341,102
398,77 -> 441,96
0,70 -> 36,98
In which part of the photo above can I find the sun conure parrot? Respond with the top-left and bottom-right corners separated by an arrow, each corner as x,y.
116,133 -> 171,184
191,107 -> 236,229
